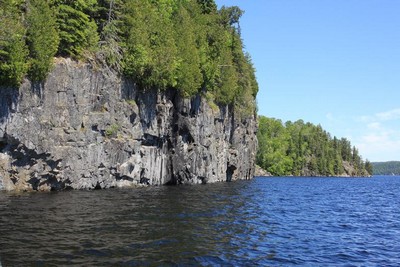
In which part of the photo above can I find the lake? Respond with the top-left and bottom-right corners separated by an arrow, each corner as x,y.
0,176 -> 399,266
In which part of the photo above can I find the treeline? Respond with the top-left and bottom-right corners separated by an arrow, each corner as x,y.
371,161 -> 400,175
0,0 -> 257,113
257,116 -> 372,177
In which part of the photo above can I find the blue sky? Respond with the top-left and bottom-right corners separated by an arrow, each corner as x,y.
216,0 -> 400,162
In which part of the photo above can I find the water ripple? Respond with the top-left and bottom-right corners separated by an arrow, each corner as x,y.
1,176 -> 400,266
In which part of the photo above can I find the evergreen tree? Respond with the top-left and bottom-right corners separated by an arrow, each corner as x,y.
53,0 -> 99,58
0,0 -> 29,86
121,0 -> 177,89
173,2 -> 202,96
215,47 -> 238,104
95,0 -> 123,71
197,0 -> 217,14
26,0 -> 59,81
365,159 -> 373,175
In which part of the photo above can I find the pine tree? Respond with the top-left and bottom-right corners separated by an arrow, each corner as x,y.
26,0 -> 59,81
95,0 -> 123,71
0,0 -> 29,86
197,0 -> 217,14
216,47 -> 238,104
365,159 -> 373,175
54,0 -> 99,58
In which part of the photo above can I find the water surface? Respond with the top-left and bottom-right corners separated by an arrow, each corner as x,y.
0,176 -> 399,266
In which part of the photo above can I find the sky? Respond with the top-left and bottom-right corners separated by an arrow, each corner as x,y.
216,0 -> 400,162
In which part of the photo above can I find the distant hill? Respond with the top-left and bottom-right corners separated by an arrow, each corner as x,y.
371,161 -> 400,175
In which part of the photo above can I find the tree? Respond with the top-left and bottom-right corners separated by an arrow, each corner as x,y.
340,138 -> 352,161
219,5 -> 243,34
26,0 -> 59,81
197,0 -> 217,14
0,0 -> 29,86
215,47 -> 238,104
95,0 -> 123,71
173,2 -> 202,96
121,0 -> 177,89
54,0 -> 99,58
256,117 -> 293,175
365,159 -> 373,175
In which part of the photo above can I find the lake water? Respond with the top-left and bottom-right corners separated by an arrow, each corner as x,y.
0,176 -> 399,266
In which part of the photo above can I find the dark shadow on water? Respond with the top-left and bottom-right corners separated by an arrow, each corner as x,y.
1,177 -> 400,266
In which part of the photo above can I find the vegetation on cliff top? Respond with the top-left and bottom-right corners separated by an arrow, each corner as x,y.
257,116 -> 372,177
0,0 -> 257,113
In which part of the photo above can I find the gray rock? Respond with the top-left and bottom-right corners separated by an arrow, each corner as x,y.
0,58 -> 258,191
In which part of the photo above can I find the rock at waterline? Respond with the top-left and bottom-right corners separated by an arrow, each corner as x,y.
0,59 -> 258,191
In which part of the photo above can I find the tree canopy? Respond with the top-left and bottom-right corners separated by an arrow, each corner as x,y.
0,0 -> 257,114
371,161 -> 400,175
257,116 -> 371,177
0,0 -> 29,86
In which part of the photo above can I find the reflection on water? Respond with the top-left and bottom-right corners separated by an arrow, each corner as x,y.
1,177 -> 400,266
0,181 -> 267,266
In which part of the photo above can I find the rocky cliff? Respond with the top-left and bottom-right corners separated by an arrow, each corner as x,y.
0,59 -> 257,191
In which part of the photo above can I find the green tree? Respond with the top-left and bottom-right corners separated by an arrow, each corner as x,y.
26,0 -> 59,81
340,138 -> 352,161
364,159 -> 373,175
121,0 -> 177,89
257,117 -> 293,175
219,5 -> 243,34
54,0 -> 99,58
95,0 -> 123,71
197,0 -> 217,14
173,2 -> 202,96
0,0 -> 29,86
215,47 -> 238,104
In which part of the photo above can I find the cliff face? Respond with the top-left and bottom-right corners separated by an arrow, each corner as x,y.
0,59 -> 257,191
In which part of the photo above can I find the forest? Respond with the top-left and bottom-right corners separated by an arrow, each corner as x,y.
0,0 -> 257,115
257,116 -> 372,177
371,161 -> 400,175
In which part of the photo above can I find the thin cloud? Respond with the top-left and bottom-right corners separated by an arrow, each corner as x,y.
376,108 -> 400,121
360,108 -> 400,122
356,133 -> 400,161
367,122 -> 381,130
354,119 -> 400,161
326,109 -> 400,161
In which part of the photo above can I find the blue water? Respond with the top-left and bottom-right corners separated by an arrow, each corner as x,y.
0,176 -> 399,266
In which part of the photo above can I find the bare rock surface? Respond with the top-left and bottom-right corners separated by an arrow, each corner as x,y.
0,59 -> 257,191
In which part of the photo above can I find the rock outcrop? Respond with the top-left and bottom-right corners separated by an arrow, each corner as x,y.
0,59 -> 257,191
254,165 -> 271,177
